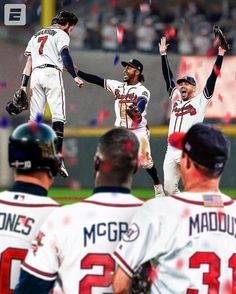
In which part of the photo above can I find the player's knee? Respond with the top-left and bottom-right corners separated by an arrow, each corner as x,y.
164,180 -> 179,195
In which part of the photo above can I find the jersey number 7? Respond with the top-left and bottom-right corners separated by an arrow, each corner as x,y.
79,253 -> 115,293
38,36 -> 48,55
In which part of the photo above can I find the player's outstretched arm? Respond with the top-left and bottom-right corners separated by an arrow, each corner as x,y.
159,37 -> 176,95
203,46 -> 226,99
77,70 -> 105,88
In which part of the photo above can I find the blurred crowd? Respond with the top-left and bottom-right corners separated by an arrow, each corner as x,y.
68,0 -> 236,55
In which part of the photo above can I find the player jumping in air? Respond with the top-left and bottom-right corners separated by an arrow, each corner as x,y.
6,10 -> 84,178
76,59 -> 164,197
159,36 -> 226,195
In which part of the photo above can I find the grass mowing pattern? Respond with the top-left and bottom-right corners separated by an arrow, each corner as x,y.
49,188 -> 236,205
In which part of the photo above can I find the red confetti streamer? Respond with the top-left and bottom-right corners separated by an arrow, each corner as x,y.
213,65 -> 221,77
218,94 -> 223,102
97,109 -> 110,125
117,25 -> 124,45
148,266 -> 158,283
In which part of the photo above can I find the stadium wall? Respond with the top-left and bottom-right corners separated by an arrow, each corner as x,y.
52,130 -> 236,189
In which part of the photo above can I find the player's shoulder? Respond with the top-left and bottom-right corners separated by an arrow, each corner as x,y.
0,190 -> 59,207
137,84 -> 150,97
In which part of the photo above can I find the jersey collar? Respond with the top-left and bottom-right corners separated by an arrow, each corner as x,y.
93,186 -> 130,194
9,181 -> 48,196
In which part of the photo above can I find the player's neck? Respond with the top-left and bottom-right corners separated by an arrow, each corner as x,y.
127,79 -> 139,86
184,177 -> 220,193
15,173 -> 53,191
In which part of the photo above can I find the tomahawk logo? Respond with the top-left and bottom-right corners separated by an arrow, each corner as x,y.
4,4 -> 26,26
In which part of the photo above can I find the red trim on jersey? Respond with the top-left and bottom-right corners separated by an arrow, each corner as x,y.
22,261 -> 57,279
171,194 -> 234,206
81,200 -> 142,207
0,199 -> 59,207
113,251 -> 134,275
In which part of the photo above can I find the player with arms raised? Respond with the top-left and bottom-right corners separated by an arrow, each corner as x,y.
159,35 -> 227,195
77,59 -> 164,197
15,127 -> 143,293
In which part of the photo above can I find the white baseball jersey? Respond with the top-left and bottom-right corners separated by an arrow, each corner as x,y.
0,190 -> 59,292
25,26 -> 69,123
25,26 -> 70,71
113,192 -> 236,293
164,89 -> 211,194
168,88 -> 210,137
21,189 -> 143,293
105,80 -> 150,130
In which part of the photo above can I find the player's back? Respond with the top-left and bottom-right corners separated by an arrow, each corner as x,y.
0,190 -> 59,293
25,27 -> 69,70
144,192 -> 236,293
22,190 -> 143,293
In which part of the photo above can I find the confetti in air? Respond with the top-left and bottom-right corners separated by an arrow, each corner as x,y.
114,53 -> 120,66
117,25 -> 124,45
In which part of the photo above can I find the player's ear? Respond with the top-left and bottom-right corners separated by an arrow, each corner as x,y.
133,159 -> 139,174
94,155 -> 101,172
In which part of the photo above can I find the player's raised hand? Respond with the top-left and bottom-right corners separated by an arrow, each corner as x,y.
74,77 -> 84,88
159,36 -> 169,55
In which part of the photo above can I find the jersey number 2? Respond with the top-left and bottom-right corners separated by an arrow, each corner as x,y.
187,251 -> 236,293
38,36 -> 48,55
79,253 -> 115,293
0,248 -> 27,293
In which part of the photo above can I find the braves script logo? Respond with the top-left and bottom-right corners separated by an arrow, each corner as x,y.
31,230 -> 45,255
114,89 -> 138,104
122,223 -> 140,242
173,102 -> 196,116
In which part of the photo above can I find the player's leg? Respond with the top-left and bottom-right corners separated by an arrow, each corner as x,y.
163,149 -> 181,195
133,128 -> 164,197
29,69 -> 46,121
45,69 -> 68,177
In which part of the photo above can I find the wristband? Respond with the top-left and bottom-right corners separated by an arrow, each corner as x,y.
21,74 -> 30,87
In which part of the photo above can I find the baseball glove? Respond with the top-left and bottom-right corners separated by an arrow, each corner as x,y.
213,25 -> 231,50
132,261 -> 152,294
126,105 -> 142,124
13,88 -> 29,111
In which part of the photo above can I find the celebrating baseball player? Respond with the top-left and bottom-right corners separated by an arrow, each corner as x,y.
0,122 -> 61,292
15,127 -> 143,293
6,10 -> 84,178
77,59 -> 164,197
113,123 -> 235,294
159,35 -> 227,195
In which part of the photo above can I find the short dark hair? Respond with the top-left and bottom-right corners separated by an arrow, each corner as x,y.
97,127 -> 139,183
51,10 -> 78,26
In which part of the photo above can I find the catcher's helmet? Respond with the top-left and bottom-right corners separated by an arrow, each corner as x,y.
8,122 -> 61,177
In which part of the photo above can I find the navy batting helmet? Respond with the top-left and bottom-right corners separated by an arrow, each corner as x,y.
8,122 -> 61,177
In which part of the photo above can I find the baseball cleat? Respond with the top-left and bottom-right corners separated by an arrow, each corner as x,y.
59,160 -> 69,178
154,184 -> 165,197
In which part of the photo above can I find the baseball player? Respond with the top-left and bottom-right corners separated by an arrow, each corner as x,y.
15,127 -> 144,294
0,122 -> 61,293
6,10 -> 84,178
159,36 -> 226,195
113,123 -> 235,294
77,59 -> 164,197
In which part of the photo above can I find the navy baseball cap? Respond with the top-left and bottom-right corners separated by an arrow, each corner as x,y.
121,59 -> 143,73
169,123 -> 230,173
177,76 -> 196,86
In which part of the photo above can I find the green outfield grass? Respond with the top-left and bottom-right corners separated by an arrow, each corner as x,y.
49,188 -> 236,205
